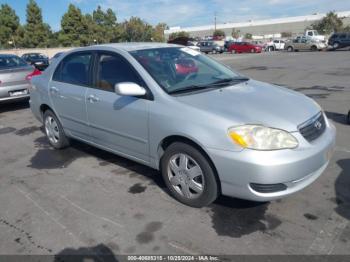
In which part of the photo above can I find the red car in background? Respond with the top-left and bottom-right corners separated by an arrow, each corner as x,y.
228,42 -> 262,53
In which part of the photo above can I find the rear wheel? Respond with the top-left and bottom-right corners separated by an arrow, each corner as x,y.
160,142 -> 219,207
287,46 -> 294,52
311,45 -> 317,51
250,48 -> 256,53
333,42 -> 340,49
43,110 -> 70,149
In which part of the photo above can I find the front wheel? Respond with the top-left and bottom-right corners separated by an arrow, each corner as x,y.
43,110 -> 70,149
160,142 -> 219,207
287,46 -> 294,52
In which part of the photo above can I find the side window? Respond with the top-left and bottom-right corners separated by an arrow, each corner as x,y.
53,52 -> 92,86
96,53 -> 142,92
339,34 -> 346,39
331,34 -> 338,39
308,31 -> 313,36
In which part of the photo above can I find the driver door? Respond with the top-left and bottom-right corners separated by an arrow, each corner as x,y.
86,51 -> 151,163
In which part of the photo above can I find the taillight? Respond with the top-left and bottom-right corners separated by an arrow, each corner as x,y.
26,69 -> 42,81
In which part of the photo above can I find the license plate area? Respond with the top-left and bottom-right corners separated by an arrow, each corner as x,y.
9,89 -> 28,97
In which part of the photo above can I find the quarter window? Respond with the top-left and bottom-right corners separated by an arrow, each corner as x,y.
53,52 -> 92,86
96,53 -> 142,92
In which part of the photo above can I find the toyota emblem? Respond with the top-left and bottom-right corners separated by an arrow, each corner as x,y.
314,120 -> 322,130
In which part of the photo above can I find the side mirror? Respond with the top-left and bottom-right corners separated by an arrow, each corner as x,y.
114,82 -> 146,97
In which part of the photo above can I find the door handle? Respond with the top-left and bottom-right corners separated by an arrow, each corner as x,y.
50,86 -> 59,94
87,94 -> 100,103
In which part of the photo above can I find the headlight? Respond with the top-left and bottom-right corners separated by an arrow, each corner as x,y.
228,125 -> 298,150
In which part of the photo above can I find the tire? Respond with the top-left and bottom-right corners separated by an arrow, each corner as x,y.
160,142 -> 219,207
250,48 -> 256,53
347,110 -> 350,125
43,110 -> 70,149
333,42 -> 340,49
287,46 -> 294,52
311,45 -> 317,51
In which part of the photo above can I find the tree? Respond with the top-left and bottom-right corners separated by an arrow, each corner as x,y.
152,23 -> 168,42
281,32 -> 292,38
168,31 -> 190,41
213,29 -> 225,37
59,4 -> 89,47
91,6 -> 120,44
231,28 -> 240,39
244,33 -> 252,39
312,11 -> 344,34
22,0 -> 51,48
0,4 -> 20,48
121,17 -> 154,42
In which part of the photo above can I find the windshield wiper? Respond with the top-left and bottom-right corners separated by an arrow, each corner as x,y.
211,77 -> 249,86
168,77 -> 250,95
168,85 -> 215,94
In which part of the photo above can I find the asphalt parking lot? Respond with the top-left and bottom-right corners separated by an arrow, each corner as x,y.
0,50 -> 349,256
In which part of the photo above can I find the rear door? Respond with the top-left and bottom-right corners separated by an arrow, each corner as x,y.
49,51 -> 93,140
86,51 -> 150,163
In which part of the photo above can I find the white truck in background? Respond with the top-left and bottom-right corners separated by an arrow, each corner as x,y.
304,30 -> 326,42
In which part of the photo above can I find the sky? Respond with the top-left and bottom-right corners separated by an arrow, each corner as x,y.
1,0 -> 350,31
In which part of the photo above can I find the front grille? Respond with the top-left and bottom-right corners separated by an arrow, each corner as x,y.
250,183 -> 287,193
299,112 -> 326,142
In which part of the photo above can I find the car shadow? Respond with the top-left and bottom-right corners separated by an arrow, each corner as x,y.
32,134 -> 167,191
325,111 -> 348,125
54,243 -> 118,262
334,159 -> 350,220
0,100 -> 29,114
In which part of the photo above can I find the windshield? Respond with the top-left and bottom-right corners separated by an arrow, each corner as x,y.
130,47 -> 245,94
0,56 -> 28,70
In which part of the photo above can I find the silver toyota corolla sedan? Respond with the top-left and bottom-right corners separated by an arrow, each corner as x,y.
0,54 -> 41,103
29,43 -> 336,207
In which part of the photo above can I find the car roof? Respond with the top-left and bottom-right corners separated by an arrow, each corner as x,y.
97,42 -> 181,51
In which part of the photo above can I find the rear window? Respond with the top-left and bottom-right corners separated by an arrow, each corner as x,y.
0,56 -> 28,70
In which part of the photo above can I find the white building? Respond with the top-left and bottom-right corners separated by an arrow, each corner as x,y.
165,11 -> 350,39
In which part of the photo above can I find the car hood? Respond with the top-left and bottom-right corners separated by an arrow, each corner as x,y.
175,80 -> 320,132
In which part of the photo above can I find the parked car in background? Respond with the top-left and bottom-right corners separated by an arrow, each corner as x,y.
198,41 -> 224,54
167,37 -> 200,51
285,38 -> 327,52
0,54 -> 41,103
224,40 -> 235,51
30,43 -> 335,207
186,41 -> 200,51
328,32 -> 350,50
265,39 -> 285,51
21,53 -> 49,70
304,30 -> 326,42
228,42 -> 262,53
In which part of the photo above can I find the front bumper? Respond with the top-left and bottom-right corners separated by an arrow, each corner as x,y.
0,83 -> 31,102
207,121 -> 336,201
